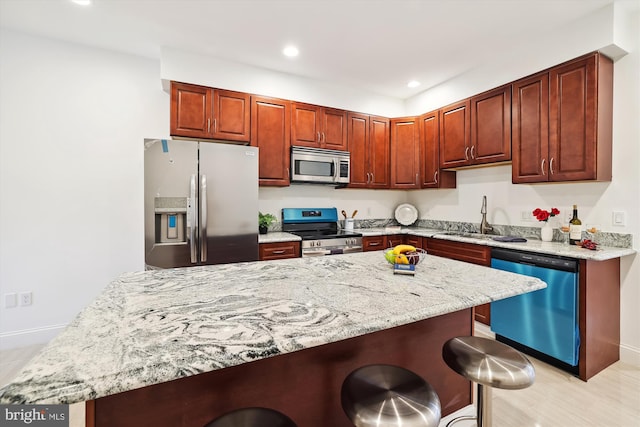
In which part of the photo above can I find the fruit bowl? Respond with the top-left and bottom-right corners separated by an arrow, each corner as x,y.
384,248 -> 428,265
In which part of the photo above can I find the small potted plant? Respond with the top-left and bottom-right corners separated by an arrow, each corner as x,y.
258,212 -> 276,235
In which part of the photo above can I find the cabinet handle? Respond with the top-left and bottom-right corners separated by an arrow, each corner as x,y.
541,159 -> 546,175
465,147 -> 470,160
213,119 -> 217,133
369,242 -> 381,246
366,172 -> 370,184
434,170 -> 438,184
470,145 -> 475,159
550,157 -> 555,175
272,250 -> 286,254
317,132 -> 321,142
416,173 -> 419,184
207,118 -> 211,133
370,172 -> 374,183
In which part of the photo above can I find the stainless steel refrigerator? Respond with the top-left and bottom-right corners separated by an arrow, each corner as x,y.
144,139 -> 259,268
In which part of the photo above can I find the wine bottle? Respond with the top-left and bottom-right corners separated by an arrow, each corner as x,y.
569,205 -> 582,245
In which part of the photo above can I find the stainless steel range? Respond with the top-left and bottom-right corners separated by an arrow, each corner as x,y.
282,208 -> 363,257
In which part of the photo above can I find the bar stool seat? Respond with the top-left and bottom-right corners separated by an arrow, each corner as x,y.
442,336 -> 535,427
341,364 -> 441,427
203,407 -> 297,427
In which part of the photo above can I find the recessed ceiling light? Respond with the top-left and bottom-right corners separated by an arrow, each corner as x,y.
71,0 -> 92,5
283,45 -> 299,58
407,80 -> 421,88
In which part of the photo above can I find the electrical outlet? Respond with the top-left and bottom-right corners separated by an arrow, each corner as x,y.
4,293 -> 17,308
19,292 -> 32,306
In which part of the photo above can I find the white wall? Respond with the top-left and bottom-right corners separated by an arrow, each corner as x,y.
404,2 -> 640,364
0,29 -> 168,348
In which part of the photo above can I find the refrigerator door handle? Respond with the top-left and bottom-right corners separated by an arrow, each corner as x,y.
200,174 -> 208,263
189,174 -> 198,263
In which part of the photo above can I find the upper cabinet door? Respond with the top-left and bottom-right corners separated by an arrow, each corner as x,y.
347,113 -> 369,188
549,53 -> 612,182
369,116 -> 390,188
291,103 -> 321,147
512,72 -> 550,184
292,103 -> 347,150
170,82 -> 212,139
322,108 -> 348,150
470,85 -> 511,165
251,96 -> 291,187
170,82 -> 250,142
439,100 -> 471,168
213,90 -> 250,142
420,110 -> 456,189
390,117 -> 420,189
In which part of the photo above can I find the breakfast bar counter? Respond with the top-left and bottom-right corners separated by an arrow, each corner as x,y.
0,251 -> 545,426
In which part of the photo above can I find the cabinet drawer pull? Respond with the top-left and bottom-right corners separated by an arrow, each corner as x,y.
434,170 -> 438,184
272,250 -> 286,254
465,146 -> 470,160
541,158 -> 546,175
470,145 -> 475,159
369,242 -> 381,246
550,157 -> 555,175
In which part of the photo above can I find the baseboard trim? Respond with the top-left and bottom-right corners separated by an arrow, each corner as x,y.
620,343 -> 640,367
0,324 -> 66,350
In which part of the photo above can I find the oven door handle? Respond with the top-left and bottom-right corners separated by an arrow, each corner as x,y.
302,249 -> 332,257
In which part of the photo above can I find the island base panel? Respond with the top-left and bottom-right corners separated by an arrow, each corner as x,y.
89,309 -> 473,427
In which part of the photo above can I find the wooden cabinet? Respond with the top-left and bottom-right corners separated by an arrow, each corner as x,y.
439,100 -> 471,168
405,235 -> 423,248
419,110 -> 456,188
170,82 -> 250,142
425,238 -> 492,324
513,52 -> 613,183
386,234 -> 404,249
291,103 -> 347,150
440,86 -> 511,169
362,236 -> 386,251
259,241 -> 300,261
251,96 -> 291,186
470,85 -> 511,165
390,117 -> 420,189
348,113 -> 390,188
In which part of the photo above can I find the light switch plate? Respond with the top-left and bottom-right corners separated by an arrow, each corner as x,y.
612,211 -> 626,226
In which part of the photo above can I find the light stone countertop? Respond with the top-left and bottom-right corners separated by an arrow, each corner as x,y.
258,232 -> 301,243
0,251 -> 545,405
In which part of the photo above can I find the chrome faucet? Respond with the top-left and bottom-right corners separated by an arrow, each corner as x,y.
480,195 -> 493,234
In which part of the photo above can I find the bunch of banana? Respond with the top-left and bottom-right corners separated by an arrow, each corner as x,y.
392,244 -> 416,264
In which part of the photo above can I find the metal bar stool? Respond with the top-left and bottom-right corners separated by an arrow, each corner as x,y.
203,407 -> 297,427
341,364 -> 441,427
442,336 -> 535,427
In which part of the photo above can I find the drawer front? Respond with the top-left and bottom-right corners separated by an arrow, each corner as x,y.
259,241 -> 301,260
363,236 -> 386,251
424,238 -> 490,266
405,235 -> 423,249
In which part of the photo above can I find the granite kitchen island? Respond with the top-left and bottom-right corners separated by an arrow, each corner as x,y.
0,251 -> 545,426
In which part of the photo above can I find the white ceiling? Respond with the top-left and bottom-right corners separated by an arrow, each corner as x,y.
0,0 -> 629,99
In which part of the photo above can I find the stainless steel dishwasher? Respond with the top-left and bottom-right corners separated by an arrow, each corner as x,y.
490,248 -> 580,374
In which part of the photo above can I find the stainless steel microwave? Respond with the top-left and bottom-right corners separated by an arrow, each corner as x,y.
290,146 -> 350,185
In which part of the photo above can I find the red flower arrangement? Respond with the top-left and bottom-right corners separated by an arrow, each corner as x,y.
532,207 -> 560,222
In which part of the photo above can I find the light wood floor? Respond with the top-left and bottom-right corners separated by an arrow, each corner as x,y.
2,330 -> 639,427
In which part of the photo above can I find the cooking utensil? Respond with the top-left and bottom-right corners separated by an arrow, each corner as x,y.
351,210 -> 358,218
341,210 -> 348,219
